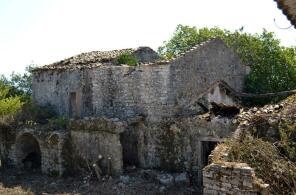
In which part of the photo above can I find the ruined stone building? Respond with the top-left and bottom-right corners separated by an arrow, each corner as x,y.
0,38 -> 249,187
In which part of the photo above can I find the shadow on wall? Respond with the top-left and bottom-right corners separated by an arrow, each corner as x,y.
120,127 -> 139,168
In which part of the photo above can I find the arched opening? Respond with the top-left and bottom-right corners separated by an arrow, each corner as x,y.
15,133 -> 41,170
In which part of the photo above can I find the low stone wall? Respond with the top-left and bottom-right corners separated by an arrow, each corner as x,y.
203,162 -> 268,195
203,144 -> 269,195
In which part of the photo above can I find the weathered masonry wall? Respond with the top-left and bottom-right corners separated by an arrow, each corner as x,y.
32,69 -> 93,118
6,128 -> 70,176
91,65 -> 174,122
0,122 -> 124,176
203,144 -> 269,195
69,118 -> 126,176
32,39 -> 247,122
32,65 -> 173,122
203,162 -> 268,195
169,39 -> 246,115
122,115 -> 237,186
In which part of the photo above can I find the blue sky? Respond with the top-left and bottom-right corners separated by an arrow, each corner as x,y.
1,0 -> 296,76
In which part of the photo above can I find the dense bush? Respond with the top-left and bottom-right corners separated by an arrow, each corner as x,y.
0,81 -> 22,117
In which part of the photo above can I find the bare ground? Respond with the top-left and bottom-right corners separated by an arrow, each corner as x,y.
0,168 -> 199,195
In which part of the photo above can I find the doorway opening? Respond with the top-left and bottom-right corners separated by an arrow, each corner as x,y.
120,129 -> 139,170
201,141 -> 218,167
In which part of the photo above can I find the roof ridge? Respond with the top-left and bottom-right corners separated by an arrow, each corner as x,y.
33,47 -> 141,71
170,38 -> 223,61
32,46 -> 165,72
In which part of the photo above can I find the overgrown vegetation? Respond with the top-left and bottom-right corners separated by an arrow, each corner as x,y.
225,94 -> 296,195
278,121 -> 296,162
0,65 -> 34,120
158,25 -> 296,105
0,81 -> 22,117
116,53 -> 138,66
227,134 -> 296,195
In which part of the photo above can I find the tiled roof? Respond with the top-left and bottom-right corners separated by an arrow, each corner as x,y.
32,39 -> 222,72
275,0 -> 296,27
33,48 -> 136,71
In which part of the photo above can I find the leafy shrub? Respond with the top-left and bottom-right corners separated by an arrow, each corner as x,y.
0,81 -> 22,117
0,97 -> 22,116
116,53 -> 138,66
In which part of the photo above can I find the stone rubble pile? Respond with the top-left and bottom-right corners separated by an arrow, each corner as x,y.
233,103 -> 285,127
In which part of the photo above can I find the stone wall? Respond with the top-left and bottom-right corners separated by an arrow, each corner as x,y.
203,144 -> 269,195
6,128 -> 70,176
121,115 -> 237,186
1,121 -> 124,176
32,69 -> 93,118
203,162 -> 268,195
32,39 -> 247,122
69,118 -> 126,176
169,39 -> 246,114
91,65 -> 174,122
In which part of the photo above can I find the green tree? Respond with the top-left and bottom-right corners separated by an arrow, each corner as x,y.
158,25 -> 296,97
0,81 -> 22,116
0,65 -> 34,101
10,65 -> 34,95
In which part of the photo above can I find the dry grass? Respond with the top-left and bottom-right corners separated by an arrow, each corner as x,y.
0,183 -> 34,195
226,134 -> 296,195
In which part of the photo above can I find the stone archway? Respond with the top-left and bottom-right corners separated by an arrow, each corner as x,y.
15,133 -> 42,169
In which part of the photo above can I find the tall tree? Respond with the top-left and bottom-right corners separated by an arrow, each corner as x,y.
0,65 -> 34,101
